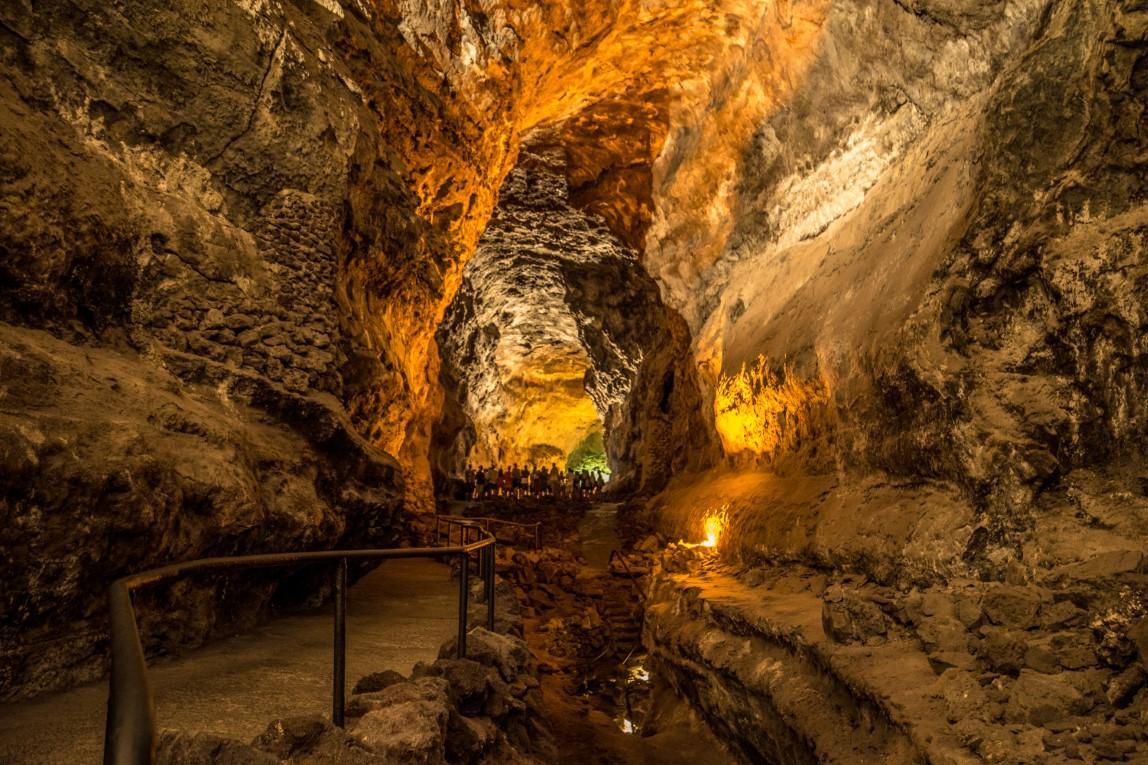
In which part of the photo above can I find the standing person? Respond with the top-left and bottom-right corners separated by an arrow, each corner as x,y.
464,464 -> 475,498
548,463 -> 560,498
473,465 -> 485,499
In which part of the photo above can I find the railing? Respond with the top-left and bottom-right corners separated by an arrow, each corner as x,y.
435,514 -> 541,551
103,522 -> 496,765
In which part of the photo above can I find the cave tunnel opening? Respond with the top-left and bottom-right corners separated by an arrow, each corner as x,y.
432,147 -> 642,496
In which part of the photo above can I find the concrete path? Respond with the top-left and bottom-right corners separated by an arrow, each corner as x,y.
578,502 -> 621,575
0,558 -> 457,765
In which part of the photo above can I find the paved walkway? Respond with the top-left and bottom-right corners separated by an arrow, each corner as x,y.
578,502 -> 621,574
0,558 -> 457,764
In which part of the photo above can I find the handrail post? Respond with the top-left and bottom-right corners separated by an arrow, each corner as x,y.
332,557 -> 347,727
457,551 -> 469,658
104,581 -> 156,765
103,532 -> 510,764
485,543 -> 496,632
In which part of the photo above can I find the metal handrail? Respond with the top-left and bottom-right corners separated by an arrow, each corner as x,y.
435,514 -> 541,550
103,528 -> 497,765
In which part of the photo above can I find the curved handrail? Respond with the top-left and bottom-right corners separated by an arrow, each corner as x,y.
435,514 -> 541,550
104,526 -> 496,765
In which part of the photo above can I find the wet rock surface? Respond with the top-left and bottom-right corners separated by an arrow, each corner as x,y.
487,501 -> 737,765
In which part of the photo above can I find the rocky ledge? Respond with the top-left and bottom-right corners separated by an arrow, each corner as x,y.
646,545 -> 1148,765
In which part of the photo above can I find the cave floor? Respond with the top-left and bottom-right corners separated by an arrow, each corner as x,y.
487,498 -> 740,765
0,558 -> 457,765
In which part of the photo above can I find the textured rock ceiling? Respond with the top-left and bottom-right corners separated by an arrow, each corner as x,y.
327,0 -> 843,499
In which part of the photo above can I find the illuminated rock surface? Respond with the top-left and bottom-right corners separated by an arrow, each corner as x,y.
435,149 -> 714,491
2,0 -> 1148,759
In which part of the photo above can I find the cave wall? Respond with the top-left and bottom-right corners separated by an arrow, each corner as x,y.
0,0 -> 527,696
645,0 -> 1148,583
434,149 -> 716,494
0,0 -> 438,697
3,0 -> 1145,704
436,151 -> 605,474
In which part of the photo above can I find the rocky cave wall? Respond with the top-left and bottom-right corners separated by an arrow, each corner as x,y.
645,0 -> 1148,586
434,148 -> 716,493
0,0 -> 441,697
2,0 -> 1146,708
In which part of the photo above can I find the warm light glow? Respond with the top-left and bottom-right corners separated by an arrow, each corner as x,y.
713,355 -> 828,460
468,368 -> 603,468
677,504 -> 729,550
700,505 -> 728,548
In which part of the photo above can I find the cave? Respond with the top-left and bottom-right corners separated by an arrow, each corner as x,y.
2,0 -> 1148,764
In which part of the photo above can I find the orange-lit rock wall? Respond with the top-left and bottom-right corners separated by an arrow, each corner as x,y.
646,0 -> 1148,585
0,0 -> 799,695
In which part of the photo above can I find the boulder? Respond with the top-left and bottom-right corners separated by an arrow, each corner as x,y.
916,618 -> 970,654
352,700 -> 449,765
413,658 -> 500,713
935,669 -> 991,724
1060,551 -> 1145,580
353,670 -> 408,695
821,590 -> 889,645
251,716 -> 386,764
1106,666 -> 1147,708
981,586 -> 1043,630
976,628 -> 1028,675
251,716 -> 331,758
156,732 -> 277,765
444,711 -> 498,761
1041,601 -> 1088,630
346,678 -> 450,719
1006,670 -> 1088,725
438,628 -> 533,682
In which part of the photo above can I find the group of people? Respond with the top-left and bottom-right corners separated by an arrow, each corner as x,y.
465,463 -> 608,500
